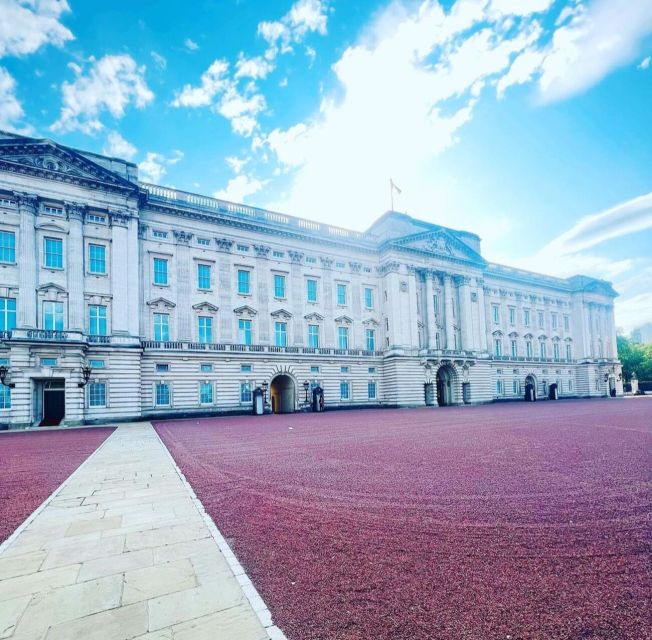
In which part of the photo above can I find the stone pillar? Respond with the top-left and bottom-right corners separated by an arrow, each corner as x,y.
288,251 -> 305,345
174,230 -> 193,341
350,261 -> 363,348
15,192 -> 38,328
65,202 -> 85,332
254,244 -> 270,343
406,266 -> 420,349
425,271 -> 435,349
456,275 -> 473,351
126,216 -> 140,338
476,278 -> 488,352
137,223 -> 149,339
111,212 -> 130,335
443,273 -> 455,350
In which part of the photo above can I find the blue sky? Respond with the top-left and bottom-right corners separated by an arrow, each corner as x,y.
1,0 -> 651,331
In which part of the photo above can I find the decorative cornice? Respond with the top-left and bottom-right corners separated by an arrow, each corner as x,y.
12,191 -> 38,213
334,315 -> 353,324
138,223 -> 149,239
288,250 -> 304,263
253,244 -> 271,258
233,305 -> 257,317
270,308 -> 292,319
147,297 -> 176,308
173,230 -> 193,245
215,237 -> 234,252
319,256 -> 333,269
304,312 -> 324,322
64,201 -> 86,221
109,210 -> 130,228
378,261 -> 400,274
192,301 -> 218,312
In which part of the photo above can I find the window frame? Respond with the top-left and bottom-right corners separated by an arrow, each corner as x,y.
43,236 -> 63,269
0,230 -> 16,264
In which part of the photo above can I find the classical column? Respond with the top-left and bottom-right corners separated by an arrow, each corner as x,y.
476,279 -> 488,352
443,273 -> 455,350
174,230 -> 193,341
288,250 -> 304,345
425,271 -> 435,349
15,193 -> 38,329
110,212 -> 131,335
456,275 -> 473,351
126,216 -> 140,338
406,265 -> 420,349
350,261 -> 363,348
254,244 -> 270,343
65,202 -> 85,332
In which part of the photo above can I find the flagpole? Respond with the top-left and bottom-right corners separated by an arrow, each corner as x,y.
390,179 -> 394,211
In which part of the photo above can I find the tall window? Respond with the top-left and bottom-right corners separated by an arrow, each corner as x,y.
494,338 -> 502,356
153,258 -> 168,285
153,313 -> 169,341
88,382 -> 106,408
512,379 -> 519,394
0,384 -> 10,409
566,343 -> 572,361
336,283 -> 347,305
308,324 -> 319,348
237,270 -> 250,295
200,381 -> 214,404
338,326 -> 349,350
340,381 -> 350,400
240,381 -> 252,403
509,307 -> 515,325
511,339 -> 517,357
88,305 -> 107,336
88,244 -> 106,274
492,304 -> 499,323
198,316 -> 213,343
43,301 -> 64,330
306,279 -> 317,303
364,287 -> 373,309
551,313 -> 557,330
538,311 -> 544,329
368,381 -> 377,399
0,231 -> 15,263
496,380 -> 504,395
540,341 -> 546,359
526,340 -> 533,358
0,298 -> 16,331
238,318 -> 252,345
197,264 -> 211,290
553,342 -> 560,359
564,315 -> 570,331
273,274 -> 286,298
274,321 -> 287,347
366,328 -> 375,351
524,310 -> 530,327
44,237 -> 63,269
155,382 -> 170,406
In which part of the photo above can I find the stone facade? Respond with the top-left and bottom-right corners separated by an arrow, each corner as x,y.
0,131 -> 623,427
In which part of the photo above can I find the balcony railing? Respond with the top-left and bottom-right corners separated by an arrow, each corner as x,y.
491,355 -> 575,364
141,341 -> 384,357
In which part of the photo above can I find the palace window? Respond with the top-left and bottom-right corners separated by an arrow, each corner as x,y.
566,343 -> 572,361
86,213 -> 106,225
512,380 -> 519,394
526,340 -> 533,358
155,363 -> 169,373
364,287 -> 374,309
306,279 -> 318,303
0,297 -> 16,331
237,244 -> 249,252
89,359 -> 105,369
338,326 -> 349,350
368,367 -> 376,374
44,237 -> 63,269
41,357 -> 57,367
340,381 -> 350,401
0,384 -> 10,409
274,274 -> 286,298
89,244 -> 106,274
240,381 -> 253,403
199,382 -> 214,405
368,381 -> 377,400
201,363 -> 213,373
366,329 -> 375,351
509,307 -> 516,325
197,264 -> 211,290
306,256 -> 317,264
197,237 -> 211,246
538,312 -> 544,329
553,342 -> 560,359
273,250 -> 284,258
274,321 -> 287,347
238,318 -> 252,345
155,382 -> 171,406
237,270 -> 250,295
43,301 -> 64,331
511,339 -> 517,357
0,231 -> 15,263
153,258 -> 168,285
311,366 -> 319,374
198,316 -> 213,343
496,379 -> 504,395
308,324 -> 319,348
153,313 -> 169,341
540,341 -> 546,359
241,364 -> 252,373
563,315 -> 570,331
524,309 -> 530,326
152,230 -> 168,239
88,305 -> 107,336
88,382 -> 106,408
551,313 -> 558,330
494,338 -> 502,357
337,283 -> 347,305
492,304 -> 500,323
43,205 -> 63,216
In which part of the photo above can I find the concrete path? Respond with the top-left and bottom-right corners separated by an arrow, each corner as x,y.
0,423 -> 285,640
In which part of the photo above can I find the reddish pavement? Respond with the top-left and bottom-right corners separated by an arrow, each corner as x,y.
155,399 -> 652,640
0,427 -> 115,544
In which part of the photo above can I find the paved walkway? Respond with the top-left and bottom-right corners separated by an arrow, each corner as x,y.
0,423 -> 285,640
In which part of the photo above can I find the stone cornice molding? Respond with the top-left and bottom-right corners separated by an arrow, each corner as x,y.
192,301 -> 218,313
270,308 -> 292,319
147,297 -> 176,309
304,312 -> 324,322
334,315 -> 354,324
233,305 -> 257,317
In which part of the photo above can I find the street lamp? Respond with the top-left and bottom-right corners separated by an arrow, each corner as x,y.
261,380 -> 268,403
0,365 -> 15,388
78,365 -> 93,388
303,380 -> 310,403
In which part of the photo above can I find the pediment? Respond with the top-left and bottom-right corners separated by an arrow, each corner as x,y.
38,282 -> 66,293
334,315 -> 353,324
363,318 -> 380,326
193,302 -> 218,313
0,137 -> 138,193
271,308 -> 292,319
147,297 -> 176,309
304,312 -> 324,322
36,222 -> 67,233
234,305 -> 257,317
388,229 -> 485,265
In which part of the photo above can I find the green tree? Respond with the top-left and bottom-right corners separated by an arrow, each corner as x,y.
618,335 -> 652,381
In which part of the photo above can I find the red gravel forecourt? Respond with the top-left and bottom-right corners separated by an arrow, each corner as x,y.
0,427 -> 115,544
155,399 -> 652,640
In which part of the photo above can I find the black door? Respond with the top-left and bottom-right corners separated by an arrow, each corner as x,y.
42,389 -> 65,426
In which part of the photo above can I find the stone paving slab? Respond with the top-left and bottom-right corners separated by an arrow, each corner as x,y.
0,423 -> 285,640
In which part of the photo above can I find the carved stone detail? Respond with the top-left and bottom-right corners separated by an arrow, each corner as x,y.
173,230 -> 193,245
288,250 -> 304,263
64,201 -> 86,221
215,238 -> 234,252
12,191 -> 39,213
109,211 -> 130,227
320,256 -> 333,269
254,244 -> 271,258
349,261 -> 362,273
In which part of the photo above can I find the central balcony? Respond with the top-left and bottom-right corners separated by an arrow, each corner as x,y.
140,341 -> 383,357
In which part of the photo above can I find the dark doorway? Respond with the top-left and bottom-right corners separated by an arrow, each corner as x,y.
436,365 -> 455,406
270,375 -> 295,414
41,380 -> 65,426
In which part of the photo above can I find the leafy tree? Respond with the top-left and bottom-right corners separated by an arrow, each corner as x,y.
618,335 -> 652,381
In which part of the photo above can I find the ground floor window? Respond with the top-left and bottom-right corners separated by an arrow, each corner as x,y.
88,382 -> 106,408
155,382 -> 171,406
199,381 -> 214,404
0,384 -> 10,409
512,379 -> 519,394
496,379 -> 504,395
368,381 -> 377,399
340,381 -> 350,401
240,381 -> 252,403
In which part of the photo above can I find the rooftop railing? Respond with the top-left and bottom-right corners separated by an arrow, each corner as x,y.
141,341 -> 383,357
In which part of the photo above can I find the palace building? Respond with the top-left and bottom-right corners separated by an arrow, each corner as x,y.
0,130 -> 623,427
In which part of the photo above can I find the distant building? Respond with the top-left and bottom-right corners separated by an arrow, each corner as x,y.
631,323 -> 652,345
0,131 -> 623,427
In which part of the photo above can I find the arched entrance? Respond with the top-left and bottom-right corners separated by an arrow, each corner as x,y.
525,374 -> 537,401
270,374 -> 296,414
436,365 -> 456,406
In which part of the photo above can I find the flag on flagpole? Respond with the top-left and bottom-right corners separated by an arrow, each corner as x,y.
390,178 -> 402,211
390,178 -> 402,194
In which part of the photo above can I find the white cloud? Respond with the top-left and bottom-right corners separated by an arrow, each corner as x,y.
639,56 -> 651,70
615,292 -> 652,334
0,66 -> 27,131
172,59 -> 229,108
217,86 -> 266,137
150,51 -> 167,70
0,0 -> 73,58
51,54 -> 154,134
184,38 -> 199,51
235,55 -> 274,80
490,0 -> 555,18
102,130 -> 137,160
226,156 -> 249,174
138,150 -> 184,183
213,174 -> 265,202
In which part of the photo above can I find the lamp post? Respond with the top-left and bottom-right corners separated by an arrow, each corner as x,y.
0,365 -> 15,388
78,366 -> 93,388
303,380 -> 310,403
261,380 -> 268,404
